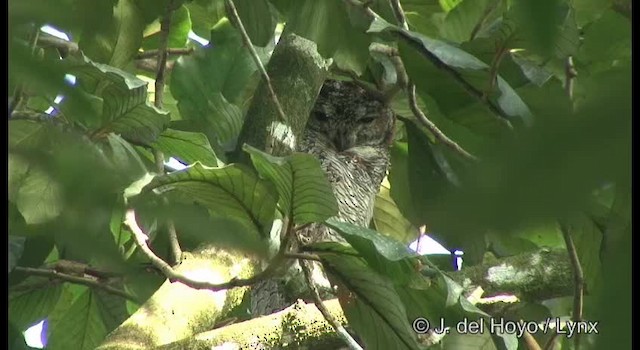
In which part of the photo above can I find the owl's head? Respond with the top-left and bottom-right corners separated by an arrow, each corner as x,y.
307,80 -> 395,152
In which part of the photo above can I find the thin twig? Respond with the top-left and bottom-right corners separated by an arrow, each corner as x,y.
14,266 -> 140,303
137,47 -> 194,59
154,1 -> 174,109
51,259 -> 121,280
166,220 -> 182,263
224,0 -> 287,123
386,0 -> 478,162
559,222 -> 584,350
409,82 -> 478,161
124,209 -> 288,291
520,321 -> 543,350
36,33 -> 79,57
389,0 -> 408,30
301,261 -> 363,350
345,0 -> 513,129
136,58 -> 174,74
564,56 -> 577,100
152,2 -> 183,264
284,252 -> 322,261
484,34 -> 513,100
368,43 -> 407,100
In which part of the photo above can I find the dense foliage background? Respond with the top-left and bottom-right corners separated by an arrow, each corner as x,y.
8,0 -> 630,349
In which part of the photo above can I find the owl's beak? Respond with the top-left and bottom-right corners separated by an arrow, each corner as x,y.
333,131 -> 355,151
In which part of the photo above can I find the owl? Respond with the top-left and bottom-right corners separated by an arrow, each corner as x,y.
251,79 -> 395,316
297,79 -> 396,243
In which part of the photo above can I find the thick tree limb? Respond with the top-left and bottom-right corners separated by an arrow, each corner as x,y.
156,248 -> 574,349
450,249 -> 573,301
233,34 -> 330,162
157,299 -> 348,350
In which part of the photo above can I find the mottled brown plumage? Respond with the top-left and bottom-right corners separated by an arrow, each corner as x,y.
251,79 -> 395,317
297,79 -> 395,244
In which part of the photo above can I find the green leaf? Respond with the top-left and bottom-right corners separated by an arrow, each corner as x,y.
439,0 -> 507,43
373,180 -> 417,244
9,153 -> 63,225
104,134 -> 149,180
369,17 -> 533,127
142,5 -> 192,50
9,278 -> 63,330
323,219 -> 420,285
427,62 -> 630,238
314,246 -> 422,350
564,213 -> 603,294
151,128 -> 220,167
245,145 -> 338,225
507,0 -> 565,57
9,236 -> 26,272
78,0 -> 145,69
578,10 -> 631,69
570,0 -> 611,26
47,289 -> 109,350
234,0 -> 278,47
138,163 -> 277,239
284,0 -> 371,74
69,55 -> 171,145
185,0 -> 226,41
170,19 -> 265,150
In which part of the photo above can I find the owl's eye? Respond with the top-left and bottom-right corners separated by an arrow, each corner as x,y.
359,117 -> 375,124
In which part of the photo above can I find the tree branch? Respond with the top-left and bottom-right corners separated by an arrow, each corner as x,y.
14,266 -> 140,303
301,261 -> 363,350
387,0 -> 478,162
124,209 -> 287,291
225,0 -> 287,125
564,56 -> 577,100
560,222 -> 584,350
345,0 -> 514,129
157,299 -> 349,350
408,84 -> 478,161
36,32 -> 79,57
136,48 -> 193,59
450,248 -> 574,301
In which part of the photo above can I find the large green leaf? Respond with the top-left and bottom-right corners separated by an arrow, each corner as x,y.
426,62 -> 630,238
245,145 -> 338,225
439,0 -> 507,43
312,245 -> 422,350
170,19 -> 266,151
577,10 -> 631,70
234,0 -> 278,47
151,128 -> 220,167
9,278 -> 63,330
369,16 -> 533,128
9,236 -> 26,272
47,288 -> 109,350
373,179 -> 417,244
324,218 -> 419,284
138,163 -> 277,239
69,56 -> 170,144
283,0 -> 372,75
9,153 -> 63,225
185,0 -> 226,41
142,5 -> 192,50
77,0 -> 145,69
